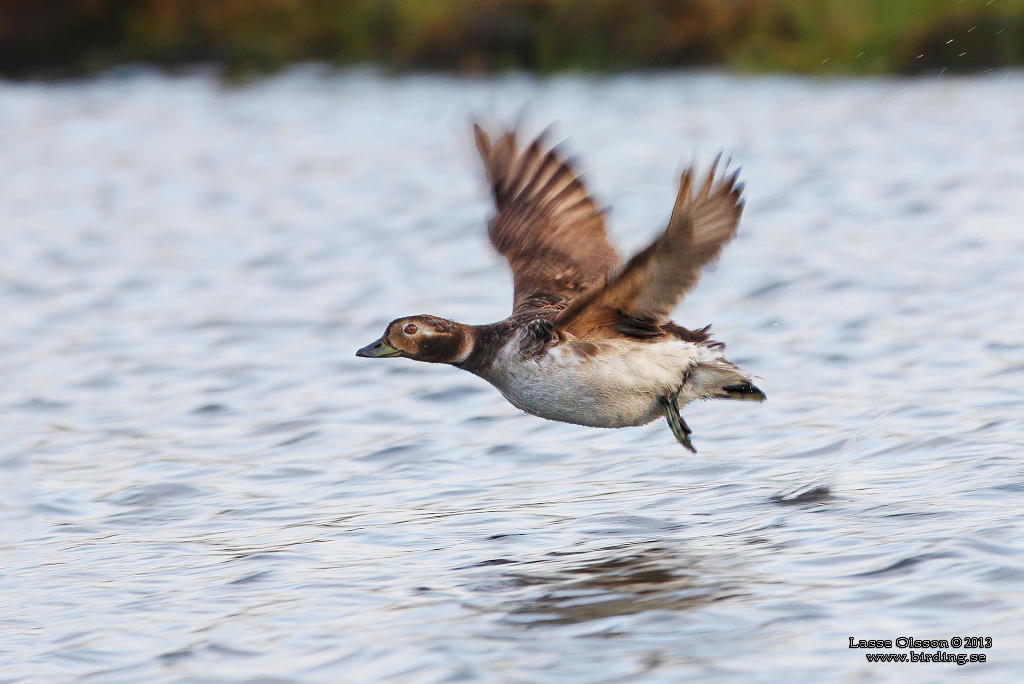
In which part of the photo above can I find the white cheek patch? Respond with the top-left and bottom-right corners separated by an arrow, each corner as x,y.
451,334 -> 473,364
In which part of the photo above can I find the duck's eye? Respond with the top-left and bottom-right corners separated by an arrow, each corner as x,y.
403,323 -> 418,335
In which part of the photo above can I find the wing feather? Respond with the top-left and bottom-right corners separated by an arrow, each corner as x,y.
474,124 -> 622,313
554,160 -> 744,338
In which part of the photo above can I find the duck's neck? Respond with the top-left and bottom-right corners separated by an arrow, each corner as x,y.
452,321 -> 516,377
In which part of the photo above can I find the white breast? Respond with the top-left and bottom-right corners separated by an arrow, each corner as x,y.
482,334 -> 704,428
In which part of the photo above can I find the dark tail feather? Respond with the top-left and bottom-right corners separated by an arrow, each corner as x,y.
720,381 -> 766,402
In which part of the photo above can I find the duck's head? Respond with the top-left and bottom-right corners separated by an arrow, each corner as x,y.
356,315 -> 470,364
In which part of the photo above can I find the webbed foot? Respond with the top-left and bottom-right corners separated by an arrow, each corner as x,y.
660,395 -> 696,453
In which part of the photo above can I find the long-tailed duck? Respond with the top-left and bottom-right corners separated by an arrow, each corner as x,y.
357,124 -> 764,451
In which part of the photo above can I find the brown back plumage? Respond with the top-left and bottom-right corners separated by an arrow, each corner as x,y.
474,125 -> 622,313
554,158 -> 744,339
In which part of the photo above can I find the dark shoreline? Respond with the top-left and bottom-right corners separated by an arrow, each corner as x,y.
2,0 -> 1022,80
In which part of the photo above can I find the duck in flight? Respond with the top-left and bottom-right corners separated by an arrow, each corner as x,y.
357,124 -> 765,451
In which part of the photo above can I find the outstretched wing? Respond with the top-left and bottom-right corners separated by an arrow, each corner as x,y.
474,125 -> 622,314
554,159 -> 744,338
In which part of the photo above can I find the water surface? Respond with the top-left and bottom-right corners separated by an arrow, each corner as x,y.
2,68 -> 1024,683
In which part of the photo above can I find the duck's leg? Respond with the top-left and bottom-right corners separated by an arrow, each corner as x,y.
660,395 -> 696,453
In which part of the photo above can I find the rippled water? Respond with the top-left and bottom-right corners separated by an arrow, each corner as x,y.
3,68 -> 1024,683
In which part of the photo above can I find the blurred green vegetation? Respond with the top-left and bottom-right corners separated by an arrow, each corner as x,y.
2,0 -> 1022,77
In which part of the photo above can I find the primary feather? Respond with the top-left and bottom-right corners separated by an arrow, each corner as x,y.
555,158 -> 744,340
473,124 -> 621,313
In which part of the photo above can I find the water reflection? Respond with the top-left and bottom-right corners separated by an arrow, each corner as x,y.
501,543 -> 738,626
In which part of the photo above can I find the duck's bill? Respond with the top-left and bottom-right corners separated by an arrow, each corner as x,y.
356,338 -> 404,358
